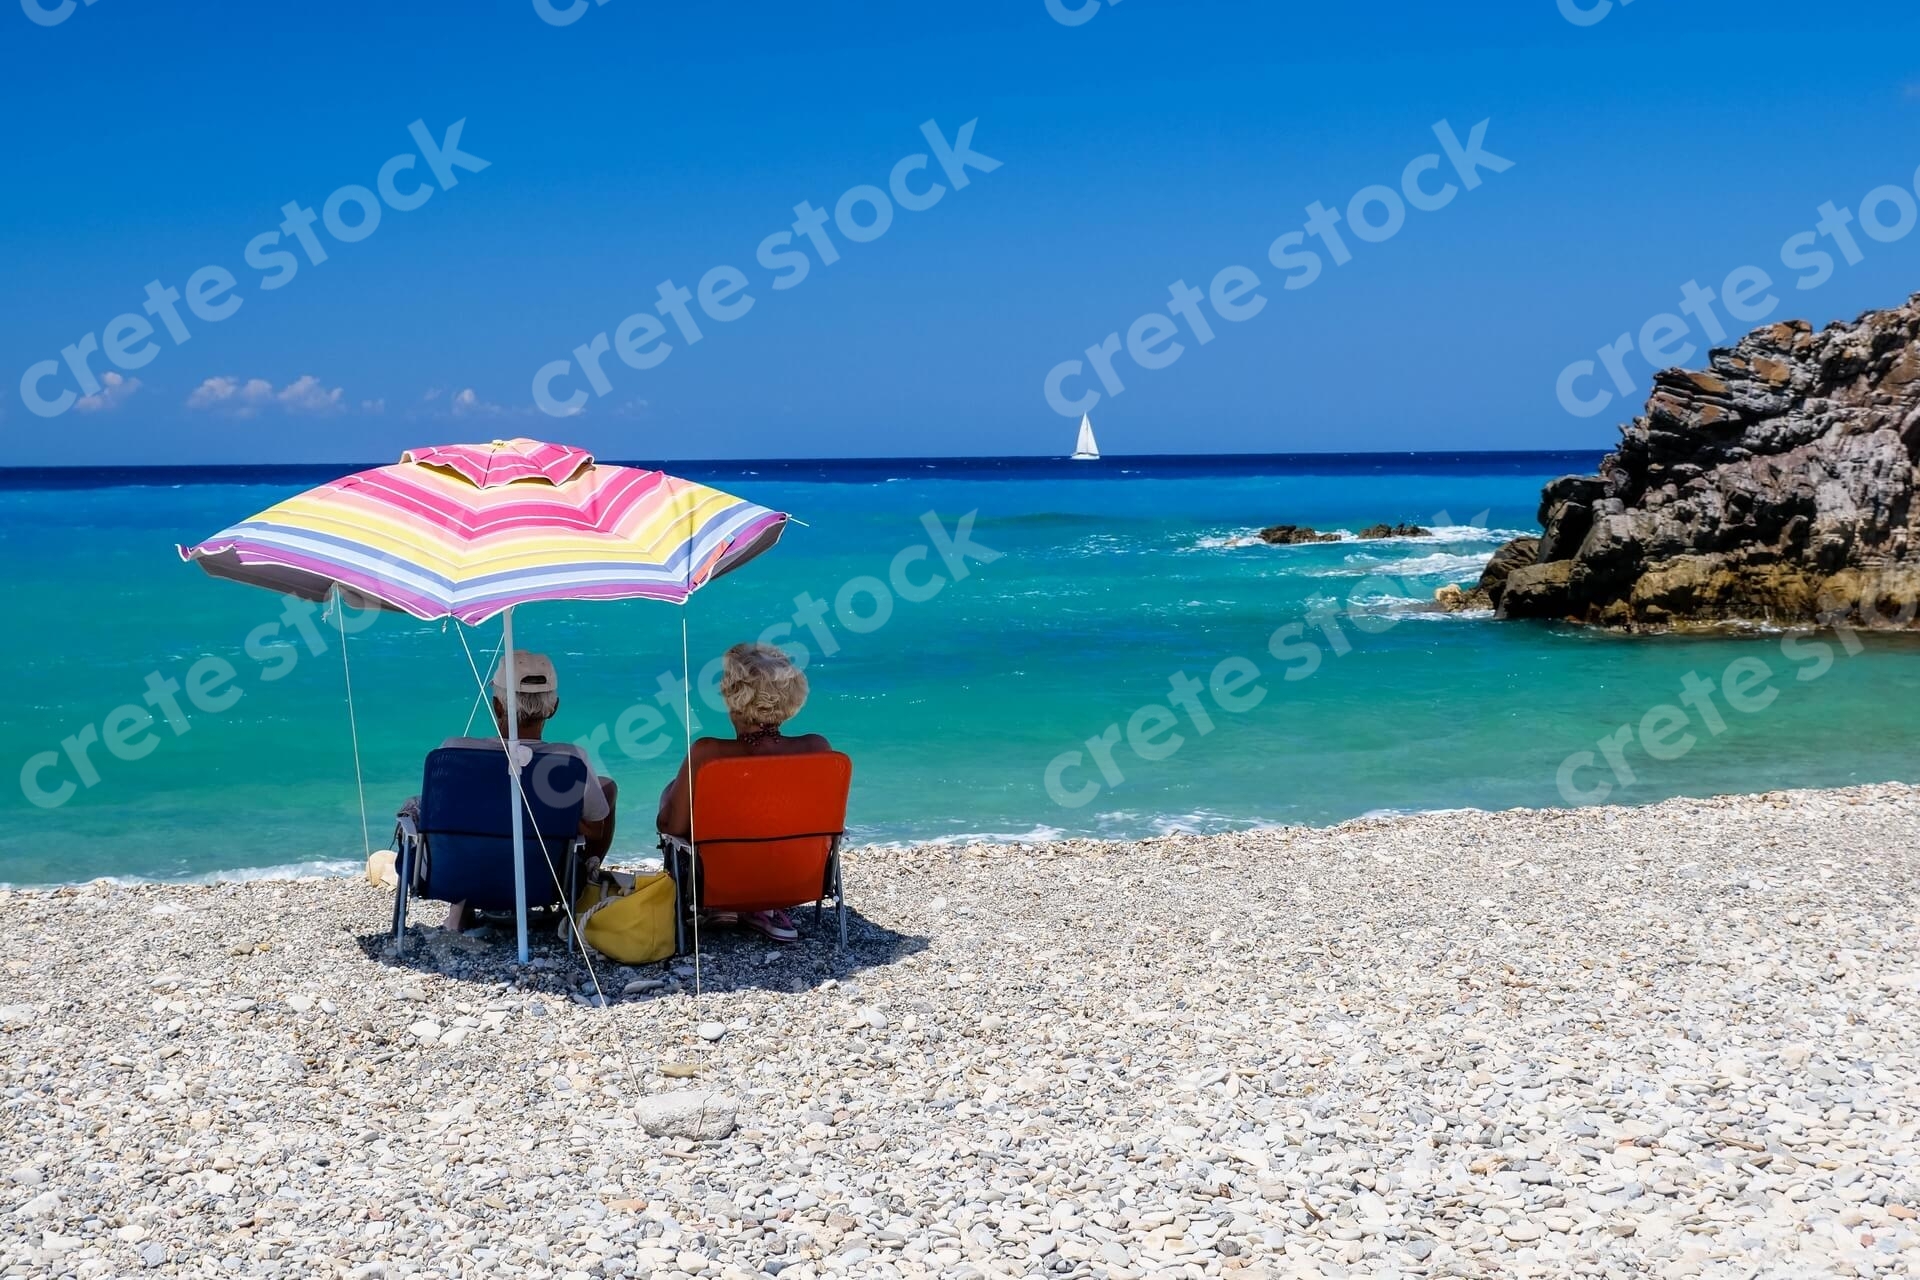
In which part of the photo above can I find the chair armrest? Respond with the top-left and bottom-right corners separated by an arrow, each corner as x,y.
394,814 -> 420,844
658,833 -> 694,857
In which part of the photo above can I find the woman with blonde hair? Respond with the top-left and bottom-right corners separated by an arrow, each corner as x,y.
656,642 -> 832,941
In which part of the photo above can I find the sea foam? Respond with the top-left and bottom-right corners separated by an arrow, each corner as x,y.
7,857 -> 364,892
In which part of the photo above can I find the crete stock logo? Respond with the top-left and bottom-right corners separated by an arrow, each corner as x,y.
1558,0 -> 1637,26
1047,0 -> 1123,27
21,0 -> 100,28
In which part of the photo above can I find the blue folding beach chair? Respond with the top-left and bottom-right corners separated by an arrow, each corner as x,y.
390,746 -> 589,945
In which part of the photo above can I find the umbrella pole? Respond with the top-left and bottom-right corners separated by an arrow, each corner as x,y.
503,605 -> 530,965
682,608 -> 700,997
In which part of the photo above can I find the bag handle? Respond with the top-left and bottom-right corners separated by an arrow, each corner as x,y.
570,860 -> 652,957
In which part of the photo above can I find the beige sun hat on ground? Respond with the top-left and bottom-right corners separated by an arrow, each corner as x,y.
365,849 -> 398,888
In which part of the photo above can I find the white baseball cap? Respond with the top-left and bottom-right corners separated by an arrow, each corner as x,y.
494,651 -> 558,695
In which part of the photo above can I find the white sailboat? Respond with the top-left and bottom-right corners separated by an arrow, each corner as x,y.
1071,413 -> 1101,461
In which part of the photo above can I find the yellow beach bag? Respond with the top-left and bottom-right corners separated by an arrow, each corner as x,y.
573,868 -> 676,965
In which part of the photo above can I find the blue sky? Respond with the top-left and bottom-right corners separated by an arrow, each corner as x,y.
5,0 -> 1919,464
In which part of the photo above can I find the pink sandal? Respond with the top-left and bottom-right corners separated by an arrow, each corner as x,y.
744,909 -> 799,943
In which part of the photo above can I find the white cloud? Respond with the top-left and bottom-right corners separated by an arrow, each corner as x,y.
74,371 -> 141,414
275,375 -> 345,415
416,386 -> 550,420
187,375 -> 347,418
451,387 -> 507,417
186,376 -> 274,416
360,398 -> 386,415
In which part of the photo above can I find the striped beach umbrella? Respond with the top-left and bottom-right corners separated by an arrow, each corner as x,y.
180,438 -> 790,962
179,438 -> 787,624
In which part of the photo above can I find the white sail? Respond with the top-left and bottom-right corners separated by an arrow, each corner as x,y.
1072,414 -> 1100,460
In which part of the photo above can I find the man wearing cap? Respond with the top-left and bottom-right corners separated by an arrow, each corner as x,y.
436,651 -> 617,933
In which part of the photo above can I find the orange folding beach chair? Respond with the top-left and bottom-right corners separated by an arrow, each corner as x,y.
659,752 -> 854,950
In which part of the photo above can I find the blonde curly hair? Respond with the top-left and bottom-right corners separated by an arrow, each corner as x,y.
720,643 -> 808,727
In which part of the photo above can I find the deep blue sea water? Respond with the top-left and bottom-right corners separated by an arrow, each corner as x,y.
5,452 -> 1917,886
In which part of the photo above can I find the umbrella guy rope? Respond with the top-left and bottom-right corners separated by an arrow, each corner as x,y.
461,625 -> 508,737
329,589 -> 372,860
334,595 -> 619,1023
450,622 -> 604,981
450,620 -> 654,1107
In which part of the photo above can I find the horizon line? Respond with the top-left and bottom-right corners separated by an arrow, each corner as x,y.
1,446 -> 1609,476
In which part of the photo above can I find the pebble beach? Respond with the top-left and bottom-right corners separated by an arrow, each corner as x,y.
5,783 -> 1919,1280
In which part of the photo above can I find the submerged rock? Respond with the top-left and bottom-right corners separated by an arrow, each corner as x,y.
1258,524 -> 1341,545
1501,292 -> 1920,628
1257,522 -> 1432,544
1432,583 -> 1492,612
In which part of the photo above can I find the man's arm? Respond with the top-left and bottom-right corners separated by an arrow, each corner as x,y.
580,778 -> 618,859
657,755 -> 693,839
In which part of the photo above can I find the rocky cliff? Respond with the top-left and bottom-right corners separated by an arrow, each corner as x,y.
1497,294 -> 1920,629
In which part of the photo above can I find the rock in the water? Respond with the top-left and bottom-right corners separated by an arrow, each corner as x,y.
1258,524 -> 1341,545
1535,476 -> 1602,562
1500,559 -> 1577,618
1479,536 -> 1541,609
633,1090 -> 739,1139
1356,523 -> 1432,539
1501,293 -> 1920,628
1432,583 -> 1492,613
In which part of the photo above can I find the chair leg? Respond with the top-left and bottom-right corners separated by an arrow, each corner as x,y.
836,859 -> 847,951
817,848 -> 835,932
391,846 -> 410,947
565,853 -> 578,956
672,847 -> 687,957
689,854 -> 701,958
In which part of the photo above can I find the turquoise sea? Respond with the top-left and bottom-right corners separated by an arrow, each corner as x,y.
5,453 -> 1918,887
